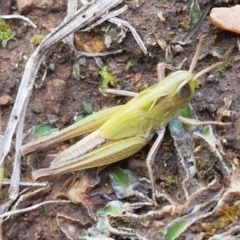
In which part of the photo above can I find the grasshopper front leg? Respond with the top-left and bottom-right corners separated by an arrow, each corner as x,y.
146,128 -> 166,205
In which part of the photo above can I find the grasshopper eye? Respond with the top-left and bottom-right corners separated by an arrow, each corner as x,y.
178,81 -> 191,99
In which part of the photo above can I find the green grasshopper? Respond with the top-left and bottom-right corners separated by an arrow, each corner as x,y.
21,36 -> 225,204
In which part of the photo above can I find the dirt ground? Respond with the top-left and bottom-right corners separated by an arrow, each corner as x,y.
1,0 -> 240,239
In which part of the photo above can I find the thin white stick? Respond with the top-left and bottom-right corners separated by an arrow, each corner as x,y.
1,179 -> 48,187
77,49 -> 123,57
82,5 -> 128,31
0,15 -> 37,28
62,0 -> 78,50
9,98 -> 29,199
0,51 -> 45,167
0,200 -> 70,219
108,17 -> 148,55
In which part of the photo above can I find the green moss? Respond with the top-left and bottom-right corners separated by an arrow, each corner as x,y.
125,60 -> 134,70
165,176 -> 177,187
0,19 -> 15,47
69,138 -> 77,145
99,66 -> 118,92
30,34 -> 44,46
201,204 -> 240,234
179,18 -> 191,30
218,205 -> 240,226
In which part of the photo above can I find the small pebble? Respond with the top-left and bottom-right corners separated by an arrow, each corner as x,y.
134,73 -> 142,83
210,5 -> 240,34
172,44 -> 184,54
0,94 -> 13,106
55,66 -> 71,81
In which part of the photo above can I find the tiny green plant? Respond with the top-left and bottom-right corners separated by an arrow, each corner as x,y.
165,176 -> 177,186
0,19 -> 15,47
99,66 -> 118,92
125,60 -> 134,70
179,18 -> 191,30
30,34 -> 44,46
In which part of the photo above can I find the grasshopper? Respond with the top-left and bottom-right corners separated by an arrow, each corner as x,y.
21,36 -> 225,204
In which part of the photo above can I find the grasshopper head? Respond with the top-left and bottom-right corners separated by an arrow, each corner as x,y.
163,70 -> 199,110
163,33 -> 223,111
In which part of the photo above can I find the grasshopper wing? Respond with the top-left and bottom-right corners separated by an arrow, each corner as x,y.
21,105 -> 123,155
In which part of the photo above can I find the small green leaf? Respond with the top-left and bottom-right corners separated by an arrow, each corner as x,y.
97,201 -> 123,217
83,101 -> 94,114
190,0 -> 201,24
109,168 -> 137,198
179,105 -> 194,119
125,60 -> 134,70
1,39 -> 8,47
34,123 -> 57,138
165,219 -> 188,240
109,167 -> 149,198
170,105 -> 199,133
165,200 -> 217,240
72,62 -> 80,80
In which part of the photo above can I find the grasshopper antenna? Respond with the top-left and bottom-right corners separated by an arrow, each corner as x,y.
189,35 -> 205,72
193,61 -> 225,80
189,34 -> 228,80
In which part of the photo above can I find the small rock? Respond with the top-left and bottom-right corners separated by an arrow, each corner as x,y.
55,66 -> 71,81
134,73 -> 142,83
17,0 -> 66,14
172,44 -> 184,54
0,94 -> 13,106
210,5 -> 240,34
